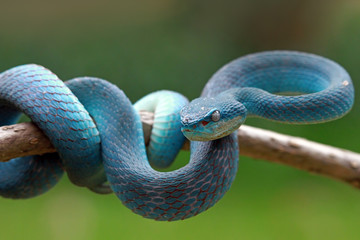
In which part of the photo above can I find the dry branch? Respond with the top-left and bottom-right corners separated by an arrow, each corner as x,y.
1,111 -> 360,189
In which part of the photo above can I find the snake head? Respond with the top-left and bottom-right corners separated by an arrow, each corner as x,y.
180,96 -> 247,141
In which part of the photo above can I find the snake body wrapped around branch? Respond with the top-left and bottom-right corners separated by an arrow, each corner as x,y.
0,51 -> 354,221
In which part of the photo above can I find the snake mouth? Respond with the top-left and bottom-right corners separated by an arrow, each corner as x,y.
181,127 -> 206,140
181,128 -> 203,134
182,120 -> 240,141
181,127 -> 225,141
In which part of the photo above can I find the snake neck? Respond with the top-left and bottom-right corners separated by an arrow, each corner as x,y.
216,87 -> 260,117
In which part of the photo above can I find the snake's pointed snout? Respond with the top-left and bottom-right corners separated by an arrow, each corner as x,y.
180,114 -> 194,127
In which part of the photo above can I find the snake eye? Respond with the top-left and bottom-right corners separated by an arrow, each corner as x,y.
211,110 -> 221,122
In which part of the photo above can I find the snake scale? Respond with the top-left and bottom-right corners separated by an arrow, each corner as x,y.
0,51 -> 354,221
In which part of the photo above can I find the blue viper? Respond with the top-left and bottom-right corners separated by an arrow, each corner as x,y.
0,51 -> 354,221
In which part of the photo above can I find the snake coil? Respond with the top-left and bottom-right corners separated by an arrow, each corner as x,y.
0,51 -> 354,221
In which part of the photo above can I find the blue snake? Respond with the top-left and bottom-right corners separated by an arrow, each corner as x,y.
0,51 -> 354,221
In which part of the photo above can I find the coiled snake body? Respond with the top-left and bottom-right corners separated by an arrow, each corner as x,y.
0,51 -> 354,221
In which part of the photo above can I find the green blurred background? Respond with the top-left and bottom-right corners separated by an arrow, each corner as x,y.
1,0 -> 360,239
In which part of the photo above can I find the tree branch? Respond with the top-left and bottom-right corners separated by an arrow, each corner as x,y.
1,111 -> 360,189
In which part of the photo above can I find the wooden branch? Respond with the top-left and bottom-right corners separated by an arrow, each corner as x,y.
0,122 -> 56,160
1,111 -> 360,189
